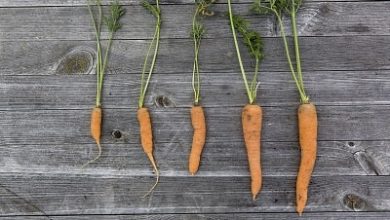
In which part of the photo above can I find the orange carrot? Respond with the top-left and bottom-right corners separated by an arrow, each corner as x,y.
83,106 -> 103,168
189,106 -> 206,175
296,103 -> 318,215
137,107 -> 159,197
242,104 -> 263,200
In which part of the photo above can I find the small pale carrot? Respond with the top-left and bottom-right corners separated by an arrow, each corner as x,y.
85,106 -> 103,166
189,106 -> 207,175
84,1 -> 124,167
137,0 -> 162,197
137,107 -> 159,197
296,103 -> 317,215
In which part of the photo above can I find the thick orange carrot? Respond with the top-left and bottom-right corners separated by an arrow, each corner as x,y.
83,106 -> 103,168
296,103 -> 318,215
242,104 -> 263,200
189,106 -> 206,175
137,107 -> 159,197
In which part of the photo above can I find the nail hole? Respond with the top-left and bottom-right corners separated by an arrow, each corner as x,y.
348,142 -> 355,147
155,95 -> 173,108
111,130 -> 122,139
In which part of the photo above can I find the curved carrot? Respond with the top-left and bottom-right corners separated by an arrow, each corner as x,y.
189,105 -> 206,175
242,104 -> 263,200
296,103 -> 318,215
83,106 -> 102,168
137,107 -> 159,197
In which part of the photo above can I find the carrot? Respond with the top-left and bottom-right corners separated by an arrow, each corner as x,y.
188,1 -> 214,175
137,107 -> 159,197
253,1 -> 317,214
137,0 -> 162,196
189,106 -> 207,175
296,103 -> 317,215
83,1 -> 124,168
84,106 -> 103,167
242,104 -> 263,200
228,1 -> 265,200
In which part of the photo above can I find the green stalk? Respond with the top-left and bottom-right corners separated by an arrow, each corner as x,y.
250,57 -> 260,99
291,7 -> 307,101
192,7 -> 201,105
139,0 -> 161,108
275,12 -> 308,103
227,0 -> 254,104
88,1 -> 103,107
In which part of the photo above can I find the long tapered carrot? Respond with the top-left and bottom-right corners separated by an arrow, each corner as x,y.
137,107 -> 159,197
296,103 -> 318,215
242,104 -> 263,200
189,106 -> 206,175
82,106 -> 103,168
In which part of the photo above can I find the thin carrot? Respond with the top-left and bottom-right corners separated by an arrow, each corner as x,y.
242,104 -> 263,200
137,107 -> 159,197
84,0 -> 124,168
189,106 -> 207,175
138,0 -> 161,196
228,0 -> 265,200
84,106 -> 102,167
252,1 -> 318,214
188,0 -> 214,175
296,103 -> 317,215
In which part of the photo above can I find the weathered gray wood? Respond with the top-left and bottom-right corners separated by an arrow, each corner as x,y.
1,69 -> 390,110
2,140 -> 389,177
3,212 -> 390,220
0,0 -> 388,218
0,174 -> 388,215
1,36 -> 390,77
0,0 -> 363,7
1,106 -> 390,146
1,2 -> 387,41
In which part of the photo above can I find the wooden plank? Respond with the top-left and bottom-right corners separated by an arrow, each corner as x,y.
2,140 -> 389,177
1,36 -> 389,76
0,174 -> 388,215
3,212 -> 390,220
1,105 -> 390,146
1,2 -> 388,41
0,0 -> 364,7
1,69 -> 390,110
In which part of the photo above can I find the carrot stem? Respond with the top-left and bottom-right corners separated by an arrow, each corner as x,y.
227,0 -> 254,104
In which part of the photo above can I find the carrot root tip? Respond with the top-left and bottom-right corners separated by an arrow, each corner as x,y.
143,153 -> 160,198
81,142 -> 102,169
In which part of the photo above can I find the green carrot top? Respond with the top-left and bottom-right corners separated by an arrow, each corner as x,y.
88,0 -> 125,107
227,0 -> 265,104
252,0 -> 309,103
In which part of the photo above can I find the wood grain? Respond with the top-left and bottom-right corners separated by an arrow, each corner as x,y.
1,140 -> 389,177
1,69 -> 390,110
0,2 -> 388,41
0,0 -> 364,7
3,213 -> 390,220
0,174 -> 388,215
0,0 -> 389,218
1,106 -> 390,145
1,36 -> 389,77
3,212 -> 390,220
